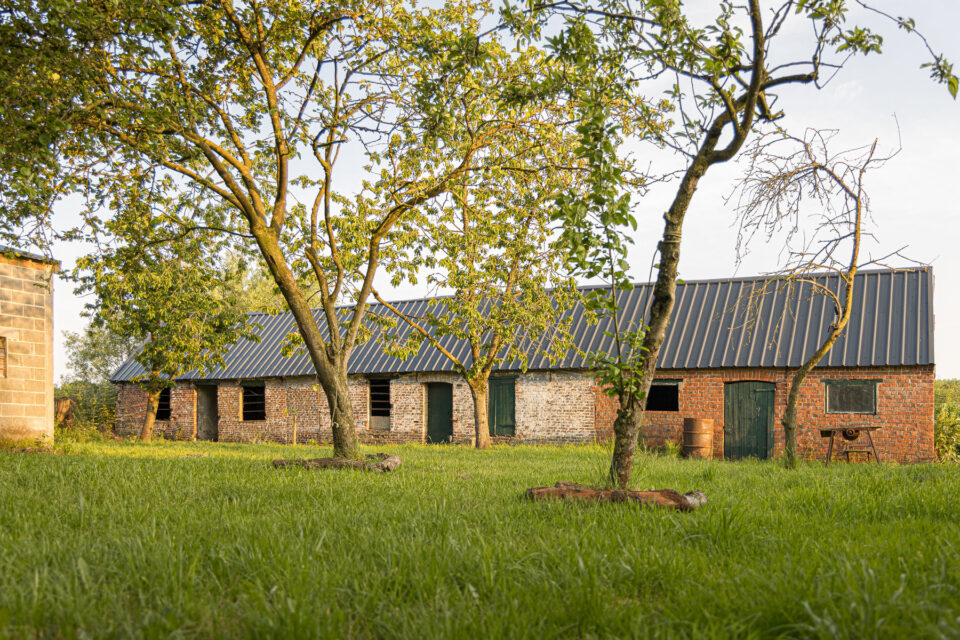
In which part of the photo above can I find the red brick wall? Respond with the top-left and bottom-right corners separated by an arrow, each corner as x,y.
612,366 -> 935,463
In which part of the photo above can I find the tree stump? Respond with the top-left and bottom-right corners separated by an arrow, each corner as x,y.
272,453 -> 402,473
55,397 -> 75,426
525,481 -> 706,511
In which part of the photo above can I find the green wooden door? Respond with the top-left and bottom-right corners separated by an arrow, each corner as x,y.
488,377 -> 516,436
723,381 -> 775,459
426,383 -> 453,443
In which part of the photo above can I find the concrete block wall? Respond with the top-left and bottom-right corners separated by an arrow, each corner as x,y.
0,253 -> 57,443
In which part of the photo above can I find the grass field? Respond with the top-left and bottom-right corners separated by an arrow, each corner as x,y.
1,440 -> 959,639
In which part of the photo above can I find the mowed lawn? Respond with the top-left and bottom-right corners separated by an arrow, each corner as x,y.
1,441 -> 959,639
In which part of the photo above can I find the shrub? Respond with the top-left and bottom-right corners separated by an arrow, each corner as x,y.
55,380 -> 117,437
934,402 -> 960,463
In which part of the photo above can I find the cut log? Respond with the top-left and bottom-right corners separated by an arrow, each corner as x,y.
526,482 -> 706,511
272,455 -> 401,473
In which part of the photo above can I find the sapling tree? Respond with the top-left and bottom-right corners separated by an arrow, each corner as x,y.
75,191 -> 252,441
0,1 -> 569,459
518,0 -> 956,487
732,128 -> 901,466
362,38 -> 592,449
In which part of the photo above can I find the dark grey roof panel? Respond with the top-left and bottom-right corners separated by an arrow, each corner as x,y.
110,267 -> 935,382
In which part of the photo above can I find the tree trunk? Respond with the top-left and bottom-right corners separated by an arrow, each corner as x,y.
610,152 -> 712,487
782,275 -> 856,467
607,1 -> 767,488
609,403 -> 637,488
140,388 -> 161,441
781,369 -> 806,469
251,229 -> 360,459
325,367 -> 359,459
467,376 -> 491,450
189,392 -> 198,441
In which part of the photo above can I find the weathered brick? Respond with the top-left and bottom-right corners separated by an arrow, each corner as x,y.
114,364 -> 935,462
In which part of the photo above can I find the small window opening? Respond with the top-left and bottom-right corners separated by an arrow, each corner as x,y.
369,379 -> 391,430
242,384 -> 267,421
825,381 -> 877,414
0,337 -> 7,378
646,382 -> 680,412
155,387 -> 172,421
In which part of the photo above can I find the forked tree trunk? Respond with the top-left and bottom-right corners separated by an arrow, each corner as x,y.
254,232 -> 360,459
140,388 -> 161,441
782,273 -> 857,467
467,376 -> 491,450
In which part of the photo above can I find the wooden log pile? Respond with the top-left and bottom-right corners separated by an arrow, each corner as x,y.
525,481 -> 707,511
272,453 -> 402,473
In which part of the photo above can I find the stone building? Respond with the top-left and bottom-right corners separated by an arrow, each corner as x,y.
0,248 -> 59,443
112,267 -> 936,462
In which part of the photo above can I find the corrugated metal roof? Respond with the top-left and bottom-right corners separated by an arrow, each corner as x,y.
110,267 -> 934,382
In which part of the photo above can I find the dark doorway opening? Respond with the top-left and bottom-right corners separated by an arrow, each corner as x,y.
196,385 -> 219,442
426,383 -> 453,443
723,381 -> 775,459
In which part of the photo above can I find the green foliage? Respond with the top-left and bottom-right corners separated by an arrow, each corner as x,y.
62,322 -> 142,385
934,380 -> 960,463
220,251 -> 298,315
73,202 -> 254,391
374,35 -> 585,386
2,442 -> 960,636
934,403 -> 960,464
543,20 -> 655,406
0,2 -> 581,452
54,380 -> 117,439
934,378 -> 960,407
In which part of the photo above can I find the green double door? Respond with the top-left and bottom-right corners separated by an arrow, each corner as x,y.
426,378 -> 516,443
723,381 -> 775,460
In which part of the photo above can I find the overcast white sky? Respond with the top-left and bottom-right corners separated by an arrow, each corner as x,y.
49,1 -> 960,380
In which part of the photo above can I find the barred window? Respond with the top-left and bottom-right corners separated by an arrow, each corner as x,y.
825,381 -> 877,415
242,385 -> 267,421
369,378 -> 391,430
155,388 -> 171,421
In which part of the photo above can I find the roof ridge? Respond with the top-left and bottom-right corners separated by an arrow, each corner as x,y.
239,266 -> 932,314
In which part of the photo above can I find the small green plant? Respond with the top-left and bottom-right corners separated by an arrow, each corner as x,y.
659,440 -> 683,458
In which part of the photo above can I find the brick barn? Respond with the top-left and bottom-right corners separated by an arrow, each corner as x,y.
111,267 -> 935,463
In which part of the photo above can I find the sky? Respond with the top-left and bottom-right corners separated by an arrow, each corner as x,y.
47,1 -> 960,380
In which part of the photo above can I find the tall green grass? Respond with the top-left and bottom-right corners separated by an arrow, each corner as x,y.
1,440 -> 958,638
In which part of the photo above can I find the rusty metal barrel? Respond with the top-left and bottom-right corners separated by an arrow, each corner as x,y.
682,418 -> 714,459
